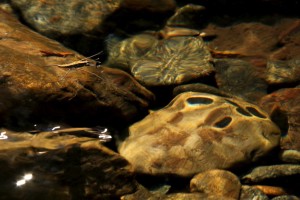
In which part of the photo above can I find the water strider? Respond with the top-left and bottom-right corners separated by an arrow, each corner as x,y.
54,51 -> 104,82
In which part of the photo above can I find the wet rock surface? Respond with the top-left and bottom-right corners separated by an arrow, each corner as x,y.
214,59 -> 267,103
0,128 -> 137,199
240,185 -> 270,200
0,10 -> 154,129
119,92 -> 280,176
260,88 -> 300,151
1,0 -> 300,199
10,0 -> 175,54
107,34 -> 214,87
190,169 -> 241,199
266,60 -> 300,85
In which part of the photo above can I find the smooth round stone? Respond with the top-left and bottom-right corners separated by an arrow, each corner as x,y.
280,150 -> 300,163
190,169 -> 241,199
119,92 -> 281,177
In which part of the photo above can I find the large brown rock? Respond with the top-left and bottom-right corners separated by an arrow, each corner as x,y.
0,128 -> 137,199
0,11 -> 154,129
119,92 -> 280,177
259,88 -> 300,151
9,0 -> 176,53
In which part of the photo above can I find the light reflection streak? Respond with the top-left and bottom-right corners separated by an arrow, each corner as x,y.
98,133 -> 112,142
0,131 -> 8,140
16,173 -> 33,187
51,126 -> 61,131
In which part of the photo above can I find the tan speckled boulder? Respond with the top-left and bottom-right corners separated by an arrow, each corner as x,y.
119,92 -> 281,177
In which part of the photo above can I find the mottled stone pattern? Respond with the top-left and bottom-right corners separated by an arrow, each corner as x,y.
106,34 -> 158,71
190,169 -> 241,199
119,92 -> 280,176
132,36 -> 214,86
266,60 -> 300,85
10,0 -> 121,35
242,164 -> 300,183
107,34 -> 214,86
240,185 -> 269,200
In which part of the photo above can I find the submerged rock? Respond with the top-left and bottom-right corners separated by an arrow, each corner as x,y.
0,128 -> 137,199
119,92 -> 280,177
259,88 -> 300,151
190,169 -> 241,199
166,4 -> 206,29
240,185 -> 269,200
214,59 -> 268,103
107,34 -> 214,87
242,164 -> 300,183
266,60 -> 300,85
0,11 -> 154,129
10,0 -> 122,37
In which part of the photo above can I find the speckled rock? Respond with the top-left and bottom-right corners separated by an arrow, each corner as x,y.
107,34 -> 214,86
0,128 -> 137,199
10,0 -> 176,54
10,0 -> 122,36
266,60 -> 300,85
260,88 -> 300,151
240,185 -> 269,200
190,169 -> 241,199
0,11 -> 154,129
242,164 -> 300,183
119,92 -> 281,177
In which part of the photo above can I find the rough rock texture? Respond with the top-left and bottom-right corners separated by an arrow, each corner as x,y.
10,0 -> 121,36
131,36 -> 214,86
119,92 -> 280,176
266,60 -> 300,85
259,88 -> 300,150
190,169 -> 241,199
242,164 -> 300,183
0,128 -> 137,199
214,59 -> 267,103
107,34 -> 214,87
201,18 -> 296,62
240,185 -> 269,200
10,0 -> 176,54
0,10 -> 154,129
